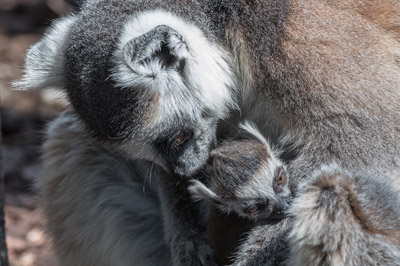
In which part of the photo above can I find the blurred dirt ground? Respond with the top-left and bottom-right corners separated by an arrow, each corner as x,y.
1,1 -> 71,265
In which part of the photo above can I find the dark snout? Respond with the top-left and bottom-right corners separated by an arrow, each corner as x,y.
172,129 -> 217,177
270,199 -> 290,220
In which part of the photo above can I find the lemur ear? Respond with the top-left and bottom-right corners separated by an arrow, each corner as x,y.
122,25 -> 189,74
13,16 -> 76,90
239,121 -> 271,150
188,180 -> 219,202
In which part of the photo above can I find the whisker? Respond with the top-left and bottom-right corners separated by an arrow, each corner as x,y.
221,118 -> 241,134
143,151 -> 161,195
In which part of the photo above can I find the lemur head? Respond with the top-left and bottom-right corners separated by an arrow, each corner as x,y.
189,122 -> 291,221
15,8 -> 236,177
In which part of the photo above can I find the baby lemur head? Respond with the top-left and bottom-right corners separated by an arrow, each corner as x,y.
189,122 -> 291,221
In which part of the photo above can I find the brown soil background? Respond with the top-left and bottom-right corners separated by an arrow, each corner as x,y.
1,1 -> 72,265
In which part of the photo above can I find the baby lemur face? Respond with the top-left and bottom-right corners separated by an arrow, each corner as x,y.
189,123 -> 291,221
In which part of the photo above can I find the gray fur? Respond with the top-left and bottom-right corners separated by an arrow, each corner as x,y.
288,164 -> 400,266
16,0 -> 400,265
189,122 -> 291,222
39,111 -> 171,266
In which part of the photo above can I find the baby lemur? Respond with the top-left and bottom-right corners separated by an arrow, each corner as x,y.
189,122 -> 291,222
188,122 -> 291,265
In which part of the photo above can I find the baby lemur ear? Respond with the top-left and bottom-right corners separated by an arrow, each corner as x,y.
14,16 -> 76,90
188,180 -> 219,202
122,25 -> 189,75
239,121 -> 271,149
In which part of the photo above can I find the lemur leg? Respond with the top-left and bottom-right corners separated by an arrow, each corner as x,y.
158,175 -> 217,266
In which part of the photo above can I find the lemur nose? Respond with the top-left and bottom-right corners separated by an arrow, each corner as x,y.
272,200 -> 290,217
209,138 -> 218,149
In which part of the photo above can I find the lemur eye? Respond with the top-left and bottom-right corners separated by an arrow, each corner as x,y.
155,129 -> 193,156
277,173 -> 286,185
245,205 -> 259,215
275,167 -> 287,186
175,131 -> 192,146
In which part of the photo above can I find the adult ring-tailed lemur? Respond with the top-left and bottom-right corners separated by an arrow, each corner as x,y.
16,0 -> 400,265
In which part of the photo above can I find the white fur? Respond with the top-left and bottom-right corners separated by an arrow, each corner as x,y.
14,15 -> 77,90
239,121 -> 272,151
188,179 -> 219,202
111,10 -> 237,124
188,180 -> 237,215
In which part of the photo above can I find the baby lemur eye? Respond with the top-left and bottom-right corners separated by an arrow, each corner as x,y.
275,167 -> 287,186
277,173 -> 286,185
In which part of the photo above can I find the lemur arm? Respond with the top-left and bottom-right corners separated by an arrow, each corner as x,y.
158,175 -> 217,266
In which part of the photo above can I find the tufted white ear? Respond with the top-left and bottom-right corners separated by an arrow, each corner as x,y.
188,179 -> 219,202
13,16 -> 76,90
122,25 -> 189,76
112,10 -> 236,117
